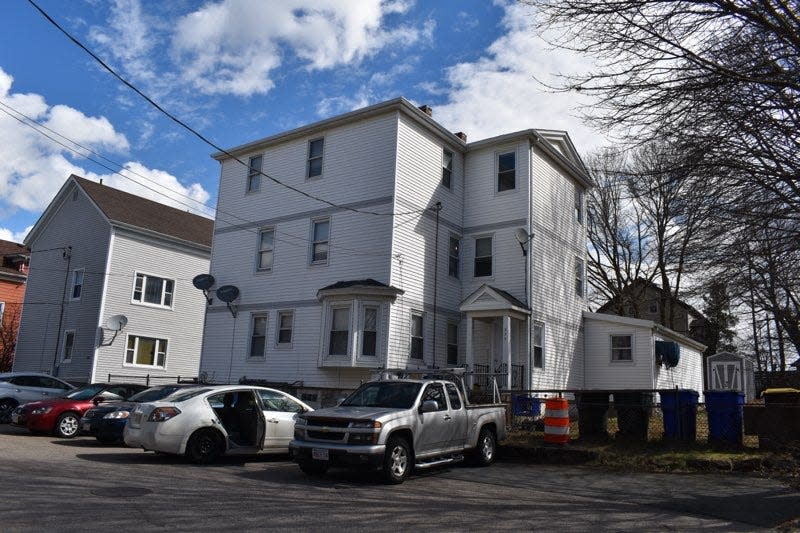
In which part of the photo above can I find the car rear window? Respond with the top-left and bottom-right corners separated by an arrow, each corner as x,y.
168,388 -> 212,403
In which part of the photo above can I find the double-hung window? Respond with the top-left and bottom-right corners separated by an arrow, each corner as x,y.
446,323 -> 458,365
125,335 -> 167,368
133,273 -> 175,308
307,138 -> 324,178
575,187 -> 584,224
247,155 -> 262,193
611,334 -> 633,362
62,330 -> 75,362
328,306 -> 350,356
361,306 -> 378,357
410,312 -> 424,360
310,218 -> 330,265
257,228 -> 274,272
442,149 -> 453,189
276,311 -> 293,346
575,257 -> 585,297
474,237 -> 492,277
249,313 -> 268,358
448,236 -> 460,278
71,269 -> 84,300
497,151 -> 516,192
533,322 -> 544,369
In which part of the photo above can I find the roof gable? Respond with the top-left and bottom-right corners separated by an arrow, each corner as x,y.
460,284 -> 530,316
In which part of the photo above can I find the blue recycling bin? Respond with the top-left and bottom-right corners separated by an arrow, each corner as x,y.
705,391 -> 745,445
659,389 -> 698,441
512,395 -> 541,417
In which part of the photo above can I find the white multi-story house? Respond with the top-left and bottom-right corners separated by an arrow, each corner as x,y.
13,175 -> 213,385
199,97 -> 593,402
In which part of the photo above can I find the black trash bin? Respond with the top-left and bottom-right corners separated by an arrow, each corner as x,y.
613,391 -> 653,441
659,389 -> 698,442
576,392 -> 610,440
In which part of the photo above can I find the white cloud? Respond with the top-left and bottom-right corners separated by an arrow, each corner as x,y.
427,2 -> 605,154
0,225 -> 32,243
171,0 -> 429,96
89,0 -> 157,83
0,67 -> 212,220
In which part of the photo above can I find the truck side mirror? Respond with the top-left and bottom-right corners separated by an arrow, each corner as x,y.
420,400 -> 438,413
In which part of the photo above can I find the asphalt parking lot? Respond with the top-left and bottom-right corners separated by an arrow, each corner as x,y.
1,423 -> 799,532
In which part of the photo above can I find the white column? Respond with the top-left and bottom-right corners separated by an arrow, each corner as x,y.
466,315 -> 474,388
503,314 -> 512,390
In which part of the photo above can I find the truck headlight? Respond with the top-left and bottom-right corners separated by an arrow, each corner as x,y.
349,420 -> 382,429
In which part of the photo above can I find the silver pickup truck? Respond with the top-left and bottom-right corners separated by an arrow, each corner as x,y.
289,373 -> 507,483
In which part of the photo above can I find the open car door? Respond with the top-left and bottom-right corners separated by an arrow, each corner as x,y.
256,389 -> 307,450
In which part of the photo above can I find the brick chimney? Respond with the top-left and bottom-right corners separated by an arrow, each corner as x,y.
455,132 -> 467,142
419,105 -> 433,117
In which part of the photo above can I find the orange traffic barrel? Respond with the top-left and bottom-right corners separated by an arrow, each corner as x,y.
544,397 -> 570,445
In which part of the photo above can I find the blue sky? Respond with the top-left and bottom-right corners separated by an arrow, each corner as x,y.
0,0 -> 601,242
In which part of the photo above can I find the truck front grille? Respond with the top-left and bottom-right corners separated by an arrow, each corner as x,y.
307,430 -> 346,441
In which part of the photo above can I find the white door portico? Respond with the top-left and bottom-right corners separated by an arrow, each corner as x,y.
460,284 -> 531,390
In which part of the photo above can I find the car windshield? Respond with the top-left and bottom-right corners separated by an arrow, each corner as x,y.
168,388 -> 213,403
340,382 -> 421,409
64,385 -> 106,400
128,385 -> 193,403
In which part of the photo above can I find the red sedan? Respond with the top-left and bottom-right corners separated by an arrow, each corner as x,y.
11,383 -> 147,438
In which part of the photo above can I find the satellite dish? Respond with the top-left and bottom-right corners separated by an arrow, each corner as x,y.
192,273 -> 216,291
216,285 -> 240,303
515,228 -> 530,244
105,314 -> 128,331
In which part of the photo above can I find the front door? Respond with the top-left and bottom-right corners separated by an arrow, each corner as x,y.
256,389 -> 305,450
443,382 -> 468,451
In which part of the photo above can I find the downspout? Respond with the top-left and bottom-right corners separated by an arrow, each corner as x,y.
527,141 -> 533,390
432,201 -> 441,368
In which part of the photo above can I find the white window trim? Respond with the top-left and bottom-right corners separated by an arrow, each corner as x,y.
325,302 -> 352,358
442,148 -> 454,189
533,321 -> 545,369
61,329 -> 75,363
309,217 -> 331,266
123,333 -> 169,370
256,227 -> 275,273
131,271 -> 176,310
247,154 -> 262,194
247,312 -> 269,359
448,234 -> 461,279
356,301 -> 382,360
446,321 -> 459,366
473,234 -> 494,279
410,311 -> 425,361
610,333 -> 635,363
274,310 -> 294,349
495,148 -> 517,194
306,137 -> 325,180
70,268 -> 84,301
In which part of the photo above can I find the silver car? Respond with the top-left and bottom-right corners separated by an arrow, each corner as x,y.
124,385 -> 313,463
0,372 -> 75,423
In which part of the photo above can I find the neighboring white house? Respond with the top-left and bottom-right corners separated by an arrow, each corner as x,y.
583,312 -> 706,398
198,97 -> 592,403
13,175 -> 213,385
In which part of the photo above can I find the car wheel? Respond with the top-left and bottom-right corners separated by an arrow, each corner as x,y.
298,459 -> 329,476
0,399 -> 18,424
55,412 -> 80,438
383,436 -> 411,484
473,426 -> 496,467
186,429 -> 223,464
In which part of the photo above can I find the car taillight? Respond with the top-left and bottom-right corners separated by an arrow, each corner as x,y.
148,407 -> 181,422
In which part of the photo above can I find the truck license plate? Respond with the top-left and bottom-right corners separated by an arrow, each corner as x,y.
312,448 -> 329,461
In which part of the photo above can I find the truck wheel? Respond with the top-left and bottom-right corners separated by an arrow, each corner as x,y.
298,459 -> 329,476
473,427 -> 496,466
383,436 -> 411,484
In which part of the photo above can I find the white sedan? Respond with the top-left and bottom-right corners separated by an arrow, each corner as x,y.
124,385 -> 313,463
